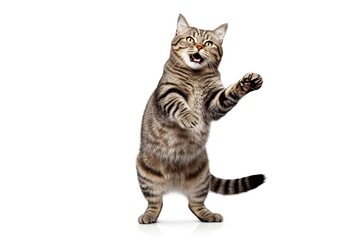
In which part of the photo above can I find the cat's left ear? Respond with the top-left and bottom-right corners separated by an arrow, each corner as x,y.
177,14 -> 190,35
213,23 -> 228,43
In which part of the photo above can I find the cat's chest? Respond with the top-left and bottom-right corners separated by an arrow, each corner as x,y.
188,83 -> 205,115
187,83 -> 209,136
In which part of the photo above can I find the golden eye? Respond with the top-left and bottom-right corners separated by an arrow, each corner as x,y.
205,41 -> 213,47
186,37 -> 195,43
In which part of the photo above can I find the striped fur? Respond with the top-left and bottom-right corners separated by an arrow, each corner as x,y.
137,14 -> 265,224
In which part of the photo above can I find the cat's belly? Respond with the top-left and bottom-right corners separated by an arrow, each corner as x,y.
141,103 -> 210,163
147,122 -> 209,163
165,126 -> 208,161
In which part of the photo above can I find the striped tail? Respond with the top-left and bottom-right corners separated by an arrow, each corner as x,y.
210,174 -> 265,195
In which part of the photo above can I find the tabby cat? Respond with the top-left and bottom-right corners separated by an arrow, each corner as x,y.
136,14 -> 265,224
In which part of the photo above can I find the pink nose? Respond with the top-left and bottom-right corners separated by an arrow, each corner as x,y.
196,45 -> 203,51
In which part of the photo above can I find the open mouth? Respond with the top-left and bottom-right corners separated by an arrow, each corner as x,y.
190,53 -> 203,64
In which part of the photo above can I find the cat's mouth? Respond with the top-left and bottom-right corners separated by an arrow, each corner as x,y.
190,53 -> 204,64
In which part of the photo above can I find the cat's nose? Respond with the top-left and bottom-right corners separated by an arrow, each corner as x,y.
196,45 -> 203,51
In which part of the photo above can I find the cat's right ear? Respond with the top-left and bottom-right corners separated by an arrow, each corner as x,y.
176,14 -> 190,35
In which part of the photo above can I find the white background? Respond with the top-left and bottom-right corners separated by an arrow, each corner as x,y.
1,0 -> 359,239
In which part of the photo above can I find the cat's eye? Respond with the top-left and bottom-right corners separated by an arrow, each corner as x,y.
186,37 -> 195,43
204,41 -> 213,47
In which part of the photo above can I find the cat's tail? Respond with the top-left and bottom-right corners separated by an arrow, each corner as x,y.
210,174 -> 265,195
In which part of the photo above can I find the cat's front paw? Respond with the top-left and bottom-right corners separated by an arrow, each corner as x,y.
239,72 -> 263,93
177,111 -> 199,129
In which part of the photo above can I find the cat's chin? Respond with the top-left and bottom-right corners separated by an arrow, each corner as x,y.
186,61 -> 205,70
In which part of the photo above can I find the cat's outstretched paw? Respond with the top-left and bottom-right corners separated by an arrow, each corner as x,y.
177,111 -> 199,129
239,72 -> 263,93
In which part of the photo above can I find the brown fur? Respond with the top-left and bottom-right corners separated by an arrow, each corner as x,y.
136,14 -> 265,224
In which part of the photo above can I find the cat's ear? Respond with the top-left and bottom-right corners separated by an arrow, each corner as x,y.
177,14 -> 190,35
213,23 -> 228,43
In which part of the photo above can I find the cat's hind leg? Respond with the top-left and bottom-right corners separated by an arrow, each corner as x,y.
186,162 -> 223,222
138,197 -> 163,224
188,201 -> 223,222
136,155 -> 165,224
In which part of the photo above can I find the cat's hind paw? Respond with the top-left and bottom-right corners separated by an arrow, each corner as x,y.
138,213 -> 158,224
199,213 -> 223,222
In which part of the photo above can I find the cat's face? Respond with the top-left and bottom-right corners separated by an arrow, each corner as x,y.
171,14 -> 228,70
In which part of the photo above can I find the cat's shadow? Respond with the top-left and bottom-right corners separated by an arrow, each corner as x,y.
137,220 -> 223,236
191,221 -> 223,235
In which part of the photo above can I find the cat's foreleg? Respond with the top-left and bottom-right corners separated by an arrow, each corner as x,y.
207,72 -> 262,120
158,90 -> 199,129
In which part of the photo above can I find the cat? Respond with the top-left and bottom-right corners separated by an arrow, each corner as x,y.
136,14 -> 265,224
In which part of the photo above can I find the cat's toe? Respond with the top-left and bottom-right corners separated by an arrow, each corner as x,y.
250,74 -> 263,90
178,112 -> 199,129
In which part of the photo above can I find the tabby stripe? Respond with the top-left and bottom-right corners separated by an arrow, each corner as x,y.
160,82 -> 179,88
195,190 -> 209,199
211,176 -> 221,193
229,91 -> 239,101
192,175 -> 210,199
148,200 -> 162,205
136,168 -> 154,183
233,178 -> 240,194
219,90 -> 238,109
215,45 -> 222,60
158,88 -> 188,102
181,81 -> 194,89
164,100 -> 177,115
218,90 -> 228,108
172,102 -> 181,116
217,108 -> 228,115
196,28 -> 200,37
147,207 -> 162,216
165,61 -> 190,76
195,173 -> 210,189
137,176 -> 147,186
171,37 -> 183,46
241,177 -> 248,192
195,184 -> 210,197
202,173 -> 211,185
186,161 -> 208,180
179,104 -> 187,114
212,108 -> 228,120
138,159 -> 163,178
142,190 -> 158,198
223,179 -> 230,195
204,88 -> 222,110
190,200 -> 204,205
163,99 -> 177,113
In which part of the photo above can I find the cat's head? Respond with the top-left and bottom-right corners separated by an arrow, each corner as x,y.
171,14 -> 227,71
